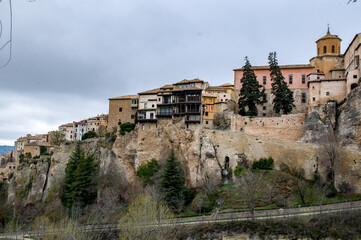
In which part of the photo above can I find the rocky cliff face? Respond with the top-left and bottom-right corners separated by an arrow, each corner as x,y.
336,87 -> 361,149
7,88 -> 361,205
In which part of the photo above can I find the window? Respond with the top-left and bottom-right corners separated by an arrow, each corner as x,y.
131,115 -> 135,119
142,124 -> 145,131
152,104 -> 154,108
187,84 -> 190,88
144,103 -> 147,108
206,121 -> 209,124
263,106 -> 266,110
205,112 -> 208,116
263,113 -> 266,116
179,85 -> 182,89
332,45 -> 335,53
158,98 -> 161,101
191,83 -> 195,87
289,74 -> 293,84
313,97 -> 316,101
318,48 -> 320,55
323,46 -> 327,54
119,107 -> 122,112
131,99 -> 138,104
183,84 -> 186,88
301,93 -> 306,103
326,92 -> 330,96
209,99 -> 212,102
302,74 -> 306,84
224,95 -> 226,97
263,76 -> 267,84
354,75 -> 358,79
204,106 -> 207,109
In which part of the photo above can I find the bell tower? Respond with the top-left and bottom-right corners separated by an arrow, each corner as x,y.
316,27 -> 342,56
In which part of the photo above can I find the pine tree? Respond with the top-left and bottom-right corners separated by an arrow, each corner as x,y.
161,150 -> 189,211
268,52 -> 295,114
238,57 -> 267,116
60,143 -> 98,216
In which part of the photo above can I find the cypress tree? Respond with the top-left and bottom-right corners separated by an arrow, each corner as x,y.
238,57 -> 267,116
269,52 -> 295,114
161,150 -> 188,211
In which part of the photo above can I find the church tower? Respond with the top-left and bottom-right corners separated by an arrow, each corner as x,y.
316,27 -> 342,56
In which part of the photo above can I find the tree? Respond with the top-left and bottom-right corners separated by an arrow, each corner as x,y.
320,133 -> 341,185
161,150 -> 193,212
238,57 -> 266,116
237,169 -> 267,220
269,52 -> 295,114
118,192 -> 174,240
60,143 -> 98,217
81,131 -> 97,140
137,158 -> 160,186
49,130 -> 65,146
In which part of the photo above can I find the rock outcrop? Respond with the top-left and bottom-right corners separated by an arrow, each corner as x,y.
336,87 -> 361,149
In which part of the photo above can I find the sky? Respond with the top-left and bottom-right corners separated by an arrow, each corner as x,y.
0,0 -> 360,145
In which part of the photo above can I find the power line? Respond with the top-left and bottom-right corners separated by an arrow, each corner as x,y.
0,0 -> 12,68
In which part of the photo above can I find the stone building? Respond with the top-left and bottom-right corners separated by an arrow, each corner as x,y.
234,64 -> 314,116
59,123 -> 74,141
108,95 -> 138,131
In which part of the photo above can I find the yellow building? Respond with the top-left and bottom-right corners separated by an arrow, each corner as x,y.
202,83 -> 235,127
202,94 -> 217,127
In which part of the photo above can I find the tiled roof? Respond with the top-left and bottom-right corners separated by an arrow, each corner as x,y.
233,64 -> 314,71
60,123 -> 73,127
138,88 -> 161,95
174,78 -> 204,85
109,95 -> 139,100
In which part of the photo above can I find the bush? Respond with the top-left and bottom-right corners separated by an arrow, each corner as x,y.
234,163 -> 245,178
136,158 -> 159,186
338,181 -> 354,194
40,152 -> 50,156
33,155 -> 40,159
81,131 -> 97,140
119,123 -> 136,135
274,197 -> 286,208
104,132 -> 110,138
324,183 -> 337,198
252,157 -> 274,170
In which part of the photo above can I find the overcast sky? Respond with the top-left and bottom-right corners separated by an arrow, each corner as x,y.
0,0 -> 360,145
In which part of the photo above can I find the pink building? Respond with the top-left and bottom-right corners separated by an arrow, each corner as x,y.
233,64 -> 314,116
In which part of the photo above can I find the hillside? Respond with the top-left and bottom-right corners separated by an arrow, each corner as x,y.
0,145 -> 14,155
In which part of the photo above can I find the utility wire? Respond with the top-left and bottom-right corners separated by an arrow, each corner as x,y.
0,0 -> 12,68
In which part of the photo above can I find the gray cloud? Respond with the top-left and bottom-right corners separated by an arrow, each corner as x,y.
0,0 -> 360,144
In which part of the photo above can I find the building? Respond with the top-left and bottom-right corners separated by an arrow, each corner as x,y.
74,120 -> 87,141
344,33 -> 361,93
234,64 -> 314,116
172,79 -> 208,124
59,123 -> 74,141
202,94 -> 217,127
23,142 -> 52,158
156,85 -> 174,118
108,95 -> 138,131
137,88 -> 160,122
14,134 -> 48,163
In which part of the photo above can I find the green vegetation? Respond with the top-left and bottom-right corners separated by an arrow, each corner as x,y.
161,150 -> 194,212
119,123 -> 136,135
269,51 -> 295,114
60,143 -> 98,217
136,158 -> 159,186
234,163 -> 245,178
252,157 -> 274,170
81,131 -> 97,140
238,56 -> 267,116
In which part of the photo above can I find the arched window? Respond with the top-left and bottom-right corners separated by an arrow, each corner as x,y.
332,45 -> 335,53
323,46 -> 327,54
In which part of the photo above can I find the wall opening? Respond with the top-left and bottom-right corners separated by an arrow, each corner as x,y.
351,83 -> 358,90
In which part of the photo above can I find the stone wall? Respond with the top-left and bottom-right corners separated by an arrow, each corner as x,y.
231,113 -> 306,141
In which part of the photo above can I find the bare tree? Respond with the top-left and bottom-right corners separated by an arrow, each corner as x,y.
49,131 -> 65,146
118,190 -> 174,240
237,169 -> 267,220
319,133 -> 341,184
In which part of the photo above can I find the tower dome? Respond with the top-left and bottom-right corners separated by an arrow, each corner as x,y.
316,28 -> 342,56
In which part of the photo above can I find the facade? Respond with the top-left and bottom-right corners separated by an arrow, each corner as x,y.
74,120 -> 87,141
234,65 -> 314,116
23,142 -> 52,158
108,95 -> 138,131
137,88 -> 159,122
202,94 -> 217,127
157,85 -> 174,118
59,123 -> 74,141
172,79 -> 208,123
344,33 -> 361,93
14,134 -> 50,163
